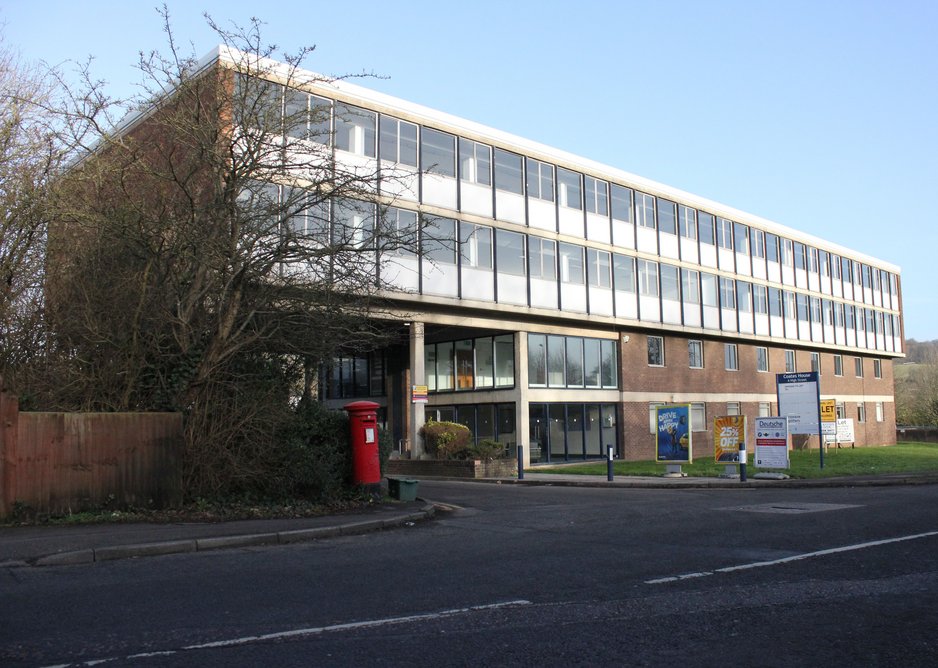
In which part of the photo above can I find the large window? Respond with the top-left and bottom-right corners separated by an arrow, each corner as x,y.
614,254 -> 635,292
422,216 -> 457,264
493,149 -> 523,193
459,222 -> 493,269
717,218 -> 734,250
427,334 -> 514,392
381,207 -> 418,257
679,205 -> 696,239
420,127 -> 456,176
459,138 -> 491,185
559,243 -> 585,284
324,352 -> 386,399
635,192 -> 656,229
720,278 -> 736,309
648,336 -> 664,366
588,249 -> 612,288
585,177 -> 608,215
637,260 -> 658,297
725,343 -> 738,371
528,334 -> 617,389
733,222 -> 749,255
495,229 -> 526,276
529,237 -> 557,280
660,264 -> 680,301
682,269 -> 700,305
334,102 -> 376,157
557,168 -> 582,209
657,198 -> 677,234
526,158 -> 554,201
689,340 -> 703,369
611,185 -> 633,222
379,116 -> 418,166
756,347 -> 768,372
698,212 -> 715,245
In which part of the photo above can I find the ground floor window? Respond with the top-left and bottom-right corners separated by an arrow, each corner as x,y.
529,403 -> 618,462
426,403 -> 516,449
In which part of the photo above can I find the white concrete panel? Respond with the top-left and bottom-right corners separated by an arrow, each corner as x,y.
560,283 -> 587,313
735,252 -> 752,276
662,299 -> 681,325
769,315 -> 784,338
808,271 -> 819,292
615,291 -> 638,320
639,295 -> 660,322
586,213 -> 611,244
496,273 -> 528,305
495,191 -> 525,225
755,313 -> 770,336
558,207 -> 584,238
700,244 -> 717,269
721,308 -> 738,332
461,181 -> 493,218
680,238 -> 699,264
380,164 -> 419,202
683,304 -> 701,328
530,277 -> 558,309
380,257 -> 420,292
528,199 -> 556,232
422,173 -> 457,209
612,220 -> 635,249
422,262 -> 458,297
703,305 -> 720,330
718,248 -> 735,271
767,262 -> 781,284
752,259 -> 766,280
461,266 -> 494,301
739,311 -> 754,334
589,287 -> 614,316
636,226 -> 657,254
659,234 -> 679,260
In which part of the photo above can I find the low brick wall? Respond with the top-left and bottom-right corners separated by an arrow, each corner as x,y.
385,458 -> 517,479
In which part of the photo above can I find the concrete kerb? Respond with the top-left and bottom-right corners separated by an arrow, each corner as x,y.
27,501 -> 436,568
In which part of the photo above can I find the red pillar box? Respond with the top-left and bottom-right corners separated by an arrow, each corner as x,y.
343,401 -> 382,489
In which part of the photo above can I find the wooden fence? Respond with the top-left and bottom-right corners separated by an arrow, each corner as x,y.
0,385 -> 183,519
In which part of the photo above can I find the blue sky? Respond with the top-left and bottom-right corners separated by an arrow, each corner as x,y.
3,0 -> 936,341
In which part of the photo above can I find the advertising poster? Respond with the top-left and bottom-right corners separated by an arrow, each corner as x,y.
755,416 -> 790,469
714,415 -> 747,463
656,404 -> 692,463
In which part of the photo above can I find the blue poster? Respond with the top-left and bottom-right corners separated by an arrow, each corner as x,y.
656,404 -> 692,463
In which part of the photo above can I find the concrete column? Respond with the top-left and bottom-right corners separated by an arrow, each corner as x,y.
409,321 -> 426,459
515,331 -> 530,468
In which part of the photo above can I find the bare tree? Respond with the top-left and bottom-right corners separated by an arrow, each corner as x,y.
41,10 -> 421,496
0,36 -> 62,381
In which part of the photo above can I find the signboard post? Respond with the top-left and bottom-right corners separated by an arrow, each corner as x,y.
776,372 -> 823,469
656,404 -> 692,476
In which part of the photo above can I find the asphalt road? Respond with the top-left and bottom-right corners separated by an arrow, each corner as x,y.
3,481 -> 938,666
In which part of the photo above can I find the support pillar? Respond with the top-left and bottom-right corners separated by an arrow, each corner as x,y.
409,322 -> 426,459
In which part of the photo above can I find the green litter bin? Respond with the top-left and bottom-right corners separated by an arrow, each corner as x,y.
388,477 -> 419,501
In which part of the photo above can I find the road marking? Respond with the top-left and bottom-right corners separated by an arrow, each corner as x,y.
645,530 -> 938,585
40,599 -> 532,667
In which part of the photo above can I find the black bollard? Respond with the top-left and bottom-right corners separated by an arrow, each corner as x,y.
517,444 -> 524,480
607,445 -> 614,481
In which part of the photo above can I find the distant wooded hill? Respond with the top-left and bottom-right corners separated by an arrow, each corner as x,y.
903,339 -> 938,364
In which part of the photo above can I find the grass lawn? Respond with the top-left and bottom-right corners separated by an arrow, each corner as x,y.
533,442 -> 938,479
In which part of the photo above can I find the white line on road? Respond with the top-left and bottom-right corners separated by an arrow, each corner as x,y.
41,599 -> 533,667
645,530 -> 938,585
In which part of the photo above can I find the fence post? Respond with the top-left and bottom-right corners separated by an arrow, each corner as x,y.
0,381 -> 19,518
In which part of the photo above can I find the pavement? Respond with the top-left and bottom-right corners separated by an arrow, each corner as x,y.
3,471 -> 938,568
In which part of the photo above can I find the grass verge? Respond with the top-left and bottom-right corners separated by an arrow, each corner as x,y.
533,442 -> 938,479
